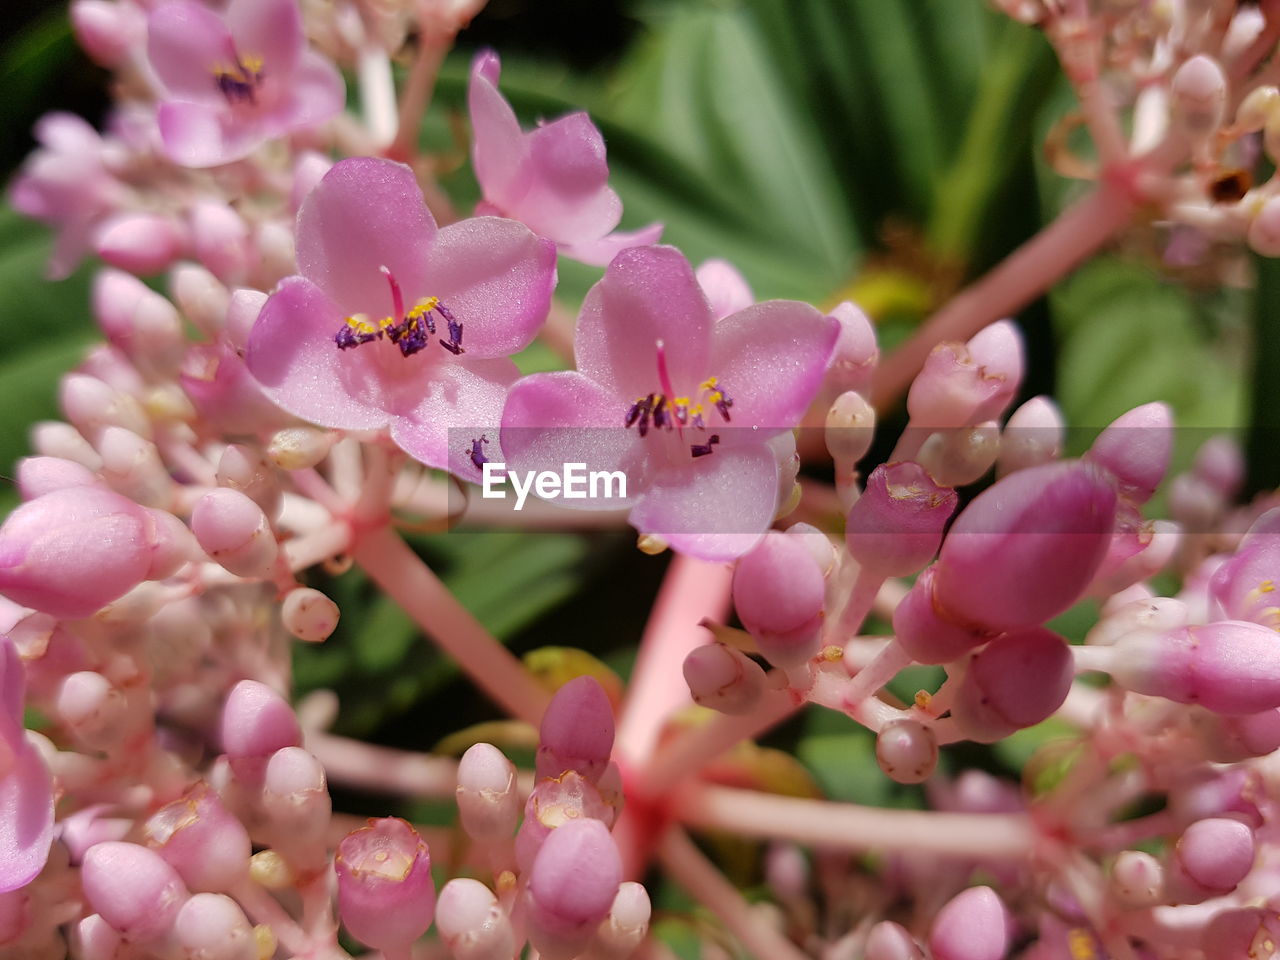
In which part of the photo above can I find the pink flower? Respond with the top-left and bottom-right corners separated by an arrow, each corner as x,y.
145,0 -> 344,167
246,157 -> 557,478
0,638 -> 54,892
468,50 -> 662,266
501,245 -> 838,560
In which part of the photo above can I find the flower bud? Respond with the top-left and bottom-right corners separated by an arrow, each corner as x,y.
1194,707 -> 1280,761
1109,621 -> 1280,714
1193,434 -> 1244,499
764,844 -> 808,903
290,152 -> 334,213
828,300 -> 878,395
281,588 -> 340,643
190,201 -> 251,285
145,785 -> 251,891
892,567 -> 990,665
825,390 -> 875,466
59,806 -> 131,864
15,456 -> 99,499
71,0 -> 144,66
874,718 -> 938,783
928,886 -> 1010,960
683,644 -> 766,715
951,628 -> 1074,742
55,670 -> 129,749
907,341 -> 1004,429
192,488 -> 278,580
173,894 -> 256,960
31,420 -> 101,470
92,268 -> 183,370
261,747 -> 331,877
1171,55 -> 1227,140
1172,817 -> 1255,896
1202,909 -> 1280,960
536,675 -> 615,783
267,426 -> 337,471
526,819 -> 621,960
93,212 -> 182,276
60,373 -> 149,440
81,842 -> 190,943
1085,402 -> 1173,504
98,426 -> 173,508
965,320 -> 1023,422
456,742 -> 520,843
216,445 -> 282,519
696,259 -> 754,320
733,531 -> 825,669
170,263 -> 230,339
589,882 -> 651,960
335,818 -> 435,952
916,422 -> 1000,488
182,345 -> 287,436
1248,196 -> 1280,256
846,462 -> 957,578
515,771 -> 611,872
220,680 -> 302,783
72,914 -> 124,960
1235,85 -> 1280,132
1111,850 -> 1163,907
435,878 -> 516,960
1086,596 -> 1188,647
997,396 -> 1063,477
866,921 -> 925,960
932,461 -> 1117,631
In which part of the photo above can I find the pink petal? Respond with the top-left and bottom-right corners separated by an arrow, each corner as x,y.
225,0 -> 301,79
501,371 -> 645,506
146,1 -> 233,104
629,445 -> 778,561
389,358 -> 521,480
274,51 -> 346,129
560,222 -> 664,268
34,113 -> 102,154
709,301 -> 838,436
295,158 -> 437,317
424,217 -> 557,358
245,276 -> 391,431
0,746 -> 54,892
1,643 -> 22,738
575,245 -> 713,402
157,101 -> 261,168
468,50 -> 527,205
696,258 -> 754,320
514,113 -> 620,243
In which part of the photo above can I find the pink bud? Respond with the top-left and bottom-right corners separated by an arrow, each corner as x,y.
31,421 -> 101,471
526,819 -> 621,960
192,489 -> 278,579
997,397 -> 1063,477
846,462 -> 958,578
290,152 -> 334,212
683,644 -> 766,715
928,886 -> 1010,960
932,461 -> 1117,631
1111,850 -> 1163,907
145,785 -> 251,891
907,340 -> 1004,429
169,263 -> 230,339
92,269 -> 184,369
733,531 -> 825,668
866,921 -> 925,960
591,882 -> 651,960
1085,402 -> 1173,504
965,320 -> 1023,422
189,202 -> 250,285
515,771 -> 611,873
1174,817 -> 1254,895
59,373 -> 149,440
71,0 -> 145,66
215,445 -> 281,519
1168,768 -> 1263,827
951,628 -> 1073,742
1195,707 -> 1280,761
267,426 -> 337,471
15,456 -> 99,499
220,680 -> 301,782
828,300 -> 878,395
1193,435 -> 1244,498
173,894 -> 256,960
336,818 -> 435,952
892,567 -> 990,665
456,742 -> 520,843
765,844 -> 808,903
916,422 -> 1000,488
143,507 -> 197,580
181,345 -> 287,436
59,806 -> 131,865
1109,621 -> 1280,714
224,289 -> 268,351
825,390 -> 876,467
435,878 -> 516,960
1202,909 -> 1280,960
536,675 -> 615,783
1171,54 -> 1228,140
55,671 -> 128,749
281,588 -> 340,643
261,747 -> 331,877
72,915 -> 124,960
1249,196 -> 1280,256
695,259 -> 754,320
876,719 -> 938,783
93,213 -> 182,276
81,842 -> 190,943
0,487 -> 155,617
98,426 -> 172,508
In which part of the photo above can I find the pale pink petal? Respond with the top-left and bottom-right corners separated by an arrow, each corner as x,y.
1,643 -> 22,737
34,113 -> 101,154
575,245 -> 712,401
225,0 -> 301,78
423,217 -> 557,358
514,113 -> 620,243
295,158 -> 436,317
0,746 -> 54,892
468,50 -> 527,204
501,371 -> 645,506
709,301 -> 838,436
560,222 -> 664,268
629,445 -> 778,561
696,259 -> 754,320
157,100 -> 261,168
146,1 -> 233,104
389,358 -> 521,480
245,276 -> 390,431
273,51 -> 345,130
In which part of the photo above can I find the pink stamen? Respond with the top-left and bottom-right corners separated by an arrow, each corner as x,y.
381,265 -> 405,322
654,340 -> 683,438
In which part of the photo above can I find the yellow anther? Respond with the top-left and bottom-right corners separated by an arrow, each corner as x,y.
241,54 -> 264,73
1067,928 -> 1097,960
406,296 -> 439,320
1261,579 -> 1275,594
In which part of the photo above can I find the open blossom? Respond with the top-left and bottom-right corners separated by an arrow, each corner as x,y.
146,0 -> 344,167
247,157 -> 557,478
0,636 -> 54,892
501,245 -> 837,560
468,50 -> 662,266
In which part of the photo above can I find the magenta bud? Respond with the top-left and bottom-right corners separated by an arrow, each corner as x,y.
928,886 -> 1011,960
892,567 -> 990,665
932,461 -> 1117,631
15,456 -> 99,499
281,587 -> 339,643
846,462 -> 958,578
0,486 -> 155,618
192,488 -> 279,579
907,340 -> 1006,429
1111,850 -> 1163,907
336,818 -> 435,951
1174,817 -> 1255,895
71,0 -> 144,66
733,531 -> 825,668
1087,517 -> 1180,597
190,201 -> 250,285
1109,621 -> 1280,714
81,842 -> 190,943
180,346 -> 288,436
951,628 -> 1073,743
526,819 -> 621,960
435,878 -> 516,960
866,921 -> 925,960
456,742 -> 520,843
875,719 -> 939,783
1085,402 -> 1173,504
173,894 -> 256,960
536,675 -> 615,783
220,680 -> 302,781
145,785 -> 251,891
683,644 -> 766,715
93,213 -> 182,276
828,300 -> 878,395
1202,909 -> 1280,960
997,396 -> 1063,477
1193,435 -> 1244,498
515,771 -> 611,873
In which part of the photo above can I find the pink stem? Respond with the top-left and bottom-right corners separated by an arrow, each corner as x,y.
871,183 -> 1136,411
674,783 -> 1037,858
388,31 -> 449,163
307,731 -> 461,798
658,826 -> 811,960
829,568 -> 887,642
283,522 -> 354,573
353,525 -> 550,726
